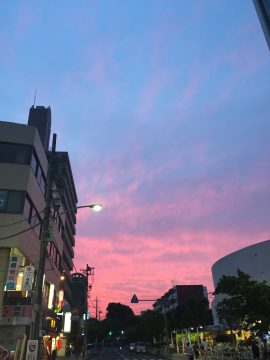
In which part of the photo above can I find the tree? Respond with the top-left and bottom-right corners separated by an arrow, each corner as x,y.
86,318 -> 104,344
106,302 -> 136,328
172,298 -> 212,329
137,310 -> 165,342
215,269 -> 270,335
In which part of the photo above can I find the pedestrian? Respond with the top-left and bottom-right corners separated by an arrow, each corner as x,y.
200,338 -> 207,356
169,342 -> 174,356
251,340 -> 260,359
193,343 -> 200,359
186,342 -> 194,360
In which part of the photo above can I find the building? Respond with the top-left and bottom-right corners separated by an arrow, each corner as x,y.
153,285 -> 208,313
253,0 -> 270,50
0,106 -> 78,353
211,239 -> 270,326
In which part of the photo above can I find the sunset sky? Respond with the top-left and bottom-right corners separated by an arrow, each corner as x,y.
1,1 -> 270,317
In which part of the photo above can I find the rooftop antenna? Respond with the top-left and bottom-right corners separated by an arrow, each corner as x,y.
33,89 -> 37,107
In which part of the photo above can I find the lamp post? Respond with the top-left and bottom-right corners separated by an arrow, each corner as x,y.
30,201 -> 102,350
26,133 -> 102,359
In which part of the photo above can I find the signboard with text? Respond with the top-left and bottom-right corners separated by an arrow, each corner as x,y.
22,266 -> 35,291
6,255 -> 21,290
26,340 -> 38,360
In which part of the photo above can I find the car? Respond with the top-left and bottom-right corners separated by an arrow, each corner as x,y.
129,343 -> 136,352
135,342 -> 146,353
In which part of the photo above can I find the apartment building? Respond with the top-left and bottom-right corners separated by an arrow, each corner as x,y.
0,106 -> 78,352
153,285 -> 208,313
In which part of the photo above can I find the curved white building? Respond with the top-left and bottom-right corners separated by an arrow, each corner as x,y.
211,239 -> 270,326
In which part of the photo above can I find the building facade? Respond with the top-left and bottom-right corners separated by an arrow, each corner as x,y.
153,285 -> 208,313
0,106 -> 78,353
211,239 -> 270,326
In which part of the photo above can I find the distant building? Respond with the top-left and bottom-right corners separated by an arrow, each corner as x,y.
0,106 -> 78,351
253,0 -> 270,50
153,285 -> 208,313
211,239 -> 270,326
71,273 -> 88,317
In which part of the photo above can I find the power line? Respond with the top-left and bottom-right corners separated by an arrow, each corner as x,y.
0,209 -> 45,228
0,222 -> 41,241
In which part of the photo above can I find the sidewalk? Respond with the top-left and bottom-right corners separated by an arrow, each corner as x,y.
170,354 -> 187,360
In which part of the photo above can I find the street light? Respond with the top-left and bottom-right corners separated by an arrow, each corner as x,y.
28,133 -> 102,360
31,202 -> 102,343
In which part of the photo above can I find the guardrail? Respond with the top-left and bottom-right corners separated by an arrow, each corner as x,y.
0,344 -> 10,360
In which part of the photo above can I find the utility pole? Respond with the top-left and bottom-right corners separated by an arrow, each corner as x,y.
80,264 -> 94,317
30,134 -> 57,346
95,297 -> 99,320
80,264 -> 94,353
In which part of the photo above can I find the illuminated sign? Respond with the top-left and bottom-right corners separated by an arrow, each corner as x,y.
64,312 -> 71,333
58,290 -> 64,312
48,284 -> 55,309
22,266 -> 35,291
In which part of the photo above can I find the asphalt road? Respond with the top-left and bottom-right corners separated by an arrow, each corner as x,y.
87,347 -> 164,360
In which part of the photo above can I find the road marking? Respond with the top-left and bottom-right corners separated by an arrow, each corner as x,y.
97,348 -> 104,360
113,348 -> 127,359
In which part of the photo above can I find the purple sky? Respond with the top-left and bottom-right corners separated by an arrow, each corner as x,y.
1,0 -> 270,316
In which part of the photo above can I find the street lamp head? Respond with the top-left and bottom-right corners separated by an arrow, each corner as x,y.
89,204 -> 103,212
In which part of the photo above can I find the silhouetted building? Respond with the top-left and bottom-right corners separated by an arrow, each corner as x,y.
71,273 -> 88,317
253,0 -> 270,50
153,285 -> 208,312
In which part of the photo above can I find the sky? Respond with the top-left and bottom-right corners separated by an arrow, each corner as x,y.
1,0 -> 270,317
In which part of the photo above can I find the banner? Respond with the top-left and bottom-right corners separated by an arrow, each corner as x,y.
22,266 -> 35,291
6,255 -> 22,290
26,340 -> 38,360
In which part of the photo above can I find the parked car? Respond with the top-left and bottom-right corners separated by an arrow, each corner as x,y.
129,343 -> 136,352
135,342 -> 146,353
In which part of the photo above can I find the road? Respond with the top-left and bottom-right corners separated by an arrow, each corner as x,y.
87,347 -> 164,360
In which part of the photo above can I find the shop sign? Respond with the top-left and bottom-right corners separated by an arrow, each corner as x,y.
22,266 -> 35,291
2,305 -> 32,318
64,312 -> 71,333
57,290 -> 64,312
6,255 -> 21,290
26,340 -> 38,360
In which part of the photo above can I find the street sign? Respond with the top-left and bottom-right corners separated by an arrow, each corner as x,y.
131,294 -> 139,303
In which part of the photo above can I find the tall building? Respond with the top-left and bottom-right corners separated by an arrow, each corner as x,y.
253,0 -> 270,50
153,285 -> 208,313
0,106 -> 78,353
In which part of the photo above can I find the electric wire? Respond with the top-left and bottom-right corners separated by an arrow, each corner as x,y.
0,209 -> 45,228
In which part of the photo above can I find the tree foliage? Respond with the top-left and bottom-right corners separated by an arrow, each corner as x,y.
172,298 -> 212,329
137,310 -> 165,342
215,269 -> 270,335
106,302 -> 136,328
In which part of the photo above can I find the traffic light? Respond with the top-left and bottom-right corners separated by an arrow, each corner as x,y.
109,331 -> 112,336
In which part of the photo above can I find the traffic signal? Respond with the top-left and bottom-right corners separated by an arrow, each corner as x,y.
109,331 -> 112,336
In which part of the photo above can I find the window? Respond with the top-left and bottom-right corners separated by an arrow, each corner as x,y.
0,190 -> 8,210
31,152 -> 38,174
0,143 -> 32,164
0,190 -> 25,214
23,196 -> 42,238
30,152 -> 46,195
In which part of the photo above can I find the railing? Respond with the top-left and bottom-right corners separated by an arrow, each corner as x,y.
0,345 -> 10,360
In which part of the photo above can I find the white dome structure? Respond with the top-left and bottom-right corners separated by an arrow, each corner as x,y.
211,239 -> 270,326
